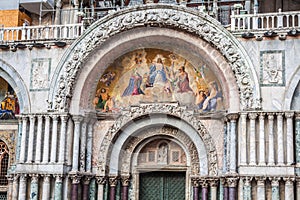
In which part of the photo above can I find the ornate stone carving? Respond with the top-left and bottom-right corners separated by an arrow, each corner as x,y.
191,177 -> 200,187
96,176 -> 107,185
109,176 -> 118,187
52,4 -> 260,112
30,58 -> 51,91
121,175 -> 131,186
227,177 -> 239,187
97,103 -> 218,176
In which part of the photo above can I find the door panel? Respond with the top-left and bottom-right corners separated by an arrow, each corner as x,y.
139,171 -> 185,200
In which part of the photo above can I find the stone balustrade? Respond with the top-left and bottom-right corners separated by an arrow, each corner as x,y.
230,10 -> 300,35
0,23 -> 84,43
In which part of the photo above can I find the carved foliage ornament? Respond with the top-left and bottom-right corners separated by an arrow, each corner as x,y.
97,103 -> 218,176
52,4 -> 261,112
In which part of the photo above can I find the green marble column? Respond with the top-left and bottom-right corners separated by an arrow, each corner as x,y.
243,177 -> 251,200
54,176 -> 63,200
271,178 -> 280,200
30,175 -> 39,200
89,179 -> 96,200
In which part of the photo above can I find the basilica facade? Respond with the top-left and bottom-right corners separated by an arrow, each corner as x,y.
0,1 -> 300,200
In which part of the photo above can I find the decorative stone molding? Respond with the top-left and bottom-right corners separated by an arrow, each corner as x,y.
191,177 -> 200,187
248,113 -> 258,120
96,176 -> 107,185
255,176 -> 266,186
51,4 -> 261,112
30,174 -> 39,183
70,173 -> 82,184
97,103 -> 218,176
109,176 -> 118,187
227,177 -> 239,187
121,175 -> 131,187
83,175 -> 93,185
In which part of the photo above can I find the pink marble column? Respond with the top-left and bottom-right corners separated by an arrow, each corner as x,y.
121,176 -> 130,200
70,174 -> 82,200
227,177 -> 238,200
109,177 -> 118,200
201,179 -> 208,200
192,177 -> 199,200
82,176 -> 92,200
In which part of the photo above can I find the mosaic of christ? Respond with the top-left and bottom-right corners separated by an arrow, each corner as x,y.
93,49 -> 225,112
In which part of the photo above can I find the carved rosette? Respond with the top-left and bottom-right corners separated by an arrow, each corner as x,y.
52,4 -> 260,112
98,103 -> 218,176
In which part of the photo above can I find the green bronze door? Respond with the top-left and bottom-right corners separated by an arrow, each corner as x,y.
139,171 -> 186,200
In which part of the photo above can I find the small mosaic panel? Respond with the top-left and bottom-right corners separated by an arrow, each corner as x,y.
30,58 -> 51,91
260,50 -> 285,86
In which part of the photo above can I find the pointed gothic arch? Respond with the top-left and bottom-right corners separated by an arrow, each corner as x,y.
49,4 -> 261,113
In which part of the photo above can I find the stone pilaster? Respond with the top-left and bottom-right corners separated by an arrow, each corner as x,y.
42,115 -> 51,163
268,113 -> 275,165
50,115 -> 59,163
35,115 -> 43,162
54,175 -> 63,200
42,175 -> 51,200
285,112 -> 294,164
19,116 -> 27,163
58,115 -> 68,163
243,177 -> 252,200
283,177 -> 294,200
277,113 -> 284,165
72,115 -> 82,171
121,175 -> 131,200
80,118 -> 88,172
228,113 -> 239,172
109,176 -> 118,200
240,113 -> 247,165
18,174 -> 27,200
270,177 -> 280,200
12,175 -> 19,200
27,115 -> 36,162
258,113 -> 265,165
96,176 -> 107,200
248,113 -> 257,165
30,174 -> 39,200
255,177 -> 266,200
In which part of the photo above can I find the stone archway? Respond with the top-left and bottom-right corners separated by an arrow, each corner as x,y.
0,59 -> 30,113
49,4 -> 261,113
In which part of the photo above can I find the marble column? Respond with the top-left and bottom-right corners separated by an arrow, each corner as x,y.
240,113 -> 247,165
227,177 -> 238,200
296,178 -> 300,200
89,179 -> 97,200
201,179 -> 208,200
7,175 -> 13,200
191,177 -> 199,200
248,113 -> 257,165
223,117 -> 228,173
80,118 -> 88,172
27,115 -> 36,162
228,114 -> 239,172
19,116 -> 28,163
285,112 -> 294,164
16,117 -> 22,162
296,113 -> 300,173
221,178 -> 229,200
277,113 -> 284,165
210,179 -> 218,200
35,115 -> 43,163
54,175 -> 63,200
268,113 -> 275,165
226,119 -> 231,172
42,116 -> 51,163
255,177 -> 266,200
121,175 -> 130,200
42,175 -> 51,200
54,0 -> 62,25
18,174 -> 27,200
30,174 -> 39,200
86,119 -> 96,172
50,115 -> 59,163
12,175 -> 19,200
258,113 -> 265,165
72,116 -> 82,171
243,177 -> 252,200
96,176 -> 107,200
70,174 -> 82,200
284,177 -> 294,200
270,177 -> 280,200
109,176 -> 118,200
83,176 -> 92,200
59,115 -> 68,163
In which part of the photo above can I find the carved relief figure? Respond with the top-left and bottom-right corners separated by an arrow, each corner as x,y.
157,143 -> 168,164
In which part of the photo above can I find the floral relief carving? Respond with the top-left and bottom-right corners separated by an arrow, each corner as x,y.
53,4 -> 260,112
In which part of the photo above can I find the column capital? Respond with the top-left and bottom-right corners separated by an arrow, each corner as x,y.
285,112 -> 294,118
259,112 -> 265,118
283,177 -> 295,185
227,113 -> 239,121
52,114 -> 59,121
276,112 -> 284,117
295,112 -> 300,119
191,177 -> 200,187
269,177 -> 281,186
13,174 -> 20,182
44,115 -> 51,120
60,114 -> 69,122
21,115 -> 28,121
54,175 -> 63,183
121,175 -> 131,186
83,175 -> 93,185
42,174 -> 51,182
29,115 -> 36,120
267,113 -> 275,120
199,178 -> 209,188
109,176 -> 118,187
6,174 -> 14,182
242,177 -> 252,186
72,115 -> 83,123
19,174 -> 27,181
208,178 -> 219,187
227,177 -> 239,187
30,174 -> 39,183
248,112 -> 258,120
255,176 -> 266,185
96,176 -> 107,185
70,173 -> 82,184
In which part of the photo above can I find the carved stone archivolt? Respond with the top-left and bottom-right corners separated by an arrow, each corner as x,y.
97,103 -> 218,176
51,4 -> 261,112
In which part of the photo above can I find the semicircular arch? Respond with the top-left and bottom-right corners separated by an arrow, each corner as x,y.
49,4 -> 261,112
284,65 -> 300,110
0,59 -> 30,113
